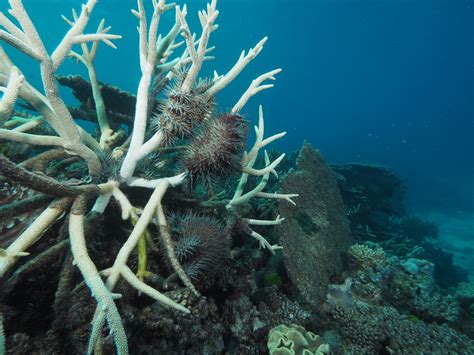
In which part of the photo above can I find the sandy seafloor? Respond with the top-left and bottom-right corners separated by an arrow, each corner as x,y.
419,211 -> 474,281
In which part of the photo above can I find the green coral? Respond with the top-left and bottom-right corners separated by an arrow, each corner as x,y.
267,324 -> 330,355
0,142 -> 12,156
265,271 -> 284,288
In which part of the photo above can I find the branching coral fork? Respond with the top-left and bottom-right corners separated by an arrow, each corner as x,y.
206,36 -> 270,97
228,106 -> 289,207
64,10 -> 122,149
245,105 -> 287,165
107,175 -> 197,295
249,230 -> 283,254
103,174 -> 189,293
88,174 -> 191,354
0,0 -> 112,176
120,2 -> 198,170
256,192 -> 299,206
177,0 -> 219,92
227,151 -> 272,208
226,107 -> 298,252
229,153 -> 284,253
232,68 -> 282,114
165,35 -> 215,81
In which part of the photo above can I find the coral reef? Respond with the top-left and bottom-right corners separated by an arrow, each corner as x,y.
333,163 -> 468,287
327,300 -> 474,354
349,243 -> 388,269
315,241 -> 474,353
346,244 -> 462,324
0,1 -> 472,354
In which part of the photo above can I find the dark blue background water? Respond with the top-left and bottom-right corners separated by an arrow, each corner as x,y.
2,0 -> 473,214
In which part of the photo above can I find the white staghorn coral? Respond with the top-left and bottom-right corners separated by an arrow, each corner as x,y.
0,1 -> 296,353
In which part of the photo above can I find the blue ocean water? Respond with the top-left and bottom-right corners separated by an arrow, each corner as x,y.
3,0 -> 472,215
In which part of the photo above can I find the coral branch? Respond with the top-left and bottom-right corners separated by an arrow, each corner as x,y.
11,117 -> 43,133
52,0 -> 100,69
0,66 -> 24,126
121,265 -> 189,313
156,197 -> 200,296
121,1 -> 176,180
227,151 -> 271,209
0,129 -> 65,147
232,68 -> 282,113
206,36 -> 267,96
178,0 -> 218,92
64,14 -> 121,149
249,230 -> 282,254
2,0 -> 102,176
245,215 -> 285,226
245,105 -> 286,165
256,192 -> 299,205
0,198 -> 70,277
69,196 -> 128,354
89,176 -> 187,353
0,154 -> 99,197
242,152 -> 285,177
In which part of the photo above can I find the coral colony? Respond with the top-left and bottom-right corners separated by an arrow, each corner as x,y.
0,0 -> 297,353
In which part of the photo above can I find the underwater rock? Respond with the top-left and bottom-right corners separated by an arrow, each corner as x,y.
277,143 -> 352,306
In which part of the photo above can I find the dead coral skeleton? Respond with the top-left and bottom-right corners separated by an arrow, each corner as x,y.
0,0 -> 297,353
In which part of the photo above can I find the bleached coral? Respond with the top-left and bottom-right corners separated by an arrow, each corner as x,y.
0,1 -> 296,353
